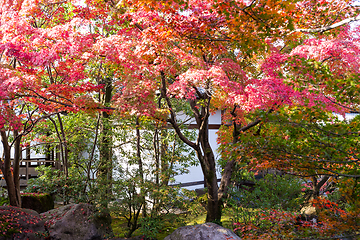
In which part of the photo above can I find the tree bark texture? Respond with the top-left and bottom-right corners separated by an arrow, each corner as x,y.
98,77 -> 113,198
0,131 -> 21,207
160,71 -> 234,222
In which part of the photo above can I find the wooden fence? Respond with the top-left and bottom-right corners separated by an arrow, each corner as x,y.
0,158 -> 57,189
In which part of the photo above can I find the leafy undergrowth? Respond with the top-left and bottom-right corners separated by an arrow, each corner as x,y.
232,198 -> 360,240
111,199 -> 360,240
0,214 -> 20,238
111,214 -> 183,240
110,210 -> 234,240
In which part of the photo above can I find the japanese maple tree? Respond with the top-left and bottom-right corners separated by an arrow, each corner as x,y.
90,0 -> 360,222
0,0 -> 101,206
2,0 -> 360,225
228,25 -> 360,201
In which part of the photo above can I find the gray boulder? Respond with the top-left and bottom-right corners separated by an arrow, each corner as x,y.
0,206 -> 46,240
164,222 -> 241,240
41,203 -> 113,240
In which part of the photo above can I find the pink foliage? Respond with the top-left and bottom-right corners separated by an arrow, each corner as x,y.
291,36 -> 360,75
0,0 -> 357,126
0,0 -> 102,130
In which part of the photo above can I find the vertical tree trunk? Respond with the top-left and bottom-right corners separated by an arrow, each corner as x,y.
13,130 -> 22,206
57,113 -> 69,177
153,126 -> 160,186
99,111 -> 112,183
0,131 -> 21,207
160,128 -> 170,185
49,116 -> 67,177
203,155 -> 222,222
197,139 -> 224,223
84,113 -> 101,195
135,117 -> 146,217
152,125 -> 160,213
159,70 -> 234,223
98,77 -> 113,200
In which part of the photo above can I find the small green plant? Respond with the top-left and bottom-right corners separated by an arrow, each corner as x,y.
181,188 -> 207,219
0,187 -> 9,206
138,215 -> 163,239
232,173 -> 307,209
25,165 -> 88,204
34,231 -> 50,238
227,172 -> 309,226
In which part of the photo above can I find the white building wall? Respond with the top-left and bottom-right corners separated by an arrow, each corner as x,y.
0,145 -> 45,163
173,110 -> 222,190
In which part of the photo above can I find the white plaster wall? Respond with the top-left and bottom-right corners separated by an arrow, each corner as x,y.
0,145 -> 45,161
335,112 -> 359,122
111,110 -> 223,190
173,110 -> 222,190
173,129 -> 221,190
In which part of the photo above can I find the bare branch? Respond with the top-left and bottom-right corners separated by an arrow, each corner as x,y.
160,71 -> 197,150
239,108 -> 274,132
294,15 -> 360,33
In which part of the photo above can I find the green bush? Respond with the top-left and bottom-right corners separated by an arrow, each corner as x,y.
180,188 -> 207,219
0,187 -> 9,206
138,215 -> 162,239
227,172 -> 309,225
25,165 -> 88,204
110,177 -> 188,238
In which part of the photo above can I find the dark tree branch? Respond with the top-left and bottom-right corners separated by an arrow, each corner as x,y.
295,15 -> 360,33
160,71 -> 197,150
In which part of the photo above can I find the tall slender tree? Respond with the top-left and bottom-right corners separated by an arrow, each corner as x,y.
0,0 -> 101,206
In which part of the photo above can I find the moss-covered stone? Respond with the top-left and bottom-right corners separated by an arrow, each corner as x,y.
0,206 -> 46,240
21,192 -> 54,213
41,203 -> 114,240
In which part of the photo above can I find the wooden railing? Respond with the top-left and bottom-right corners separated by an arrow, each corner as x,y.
0,158 -> 57,188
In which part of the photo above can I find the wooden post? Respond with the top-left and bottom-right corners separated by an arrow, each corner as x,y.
26,148 -> 30,181
51,148 -> 55,167
55,145 -> 61,170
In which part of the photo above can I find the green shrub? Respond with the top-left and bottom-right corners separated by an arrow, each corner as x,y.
25,165 -> 88,204
227,172 -> 309,225
0,187 -> 9,206
181,188 -> 207,219
138,215 -> 162,239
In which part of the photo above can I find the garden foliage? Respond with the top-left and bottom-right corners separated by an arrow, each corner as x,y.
1,0 -> 360,237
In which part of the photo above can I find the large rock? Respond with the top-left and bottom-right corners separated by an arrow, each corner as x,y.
164,222 -> 241,240
300,204 -> 317,216
41,203 -> 113,240
0,206 -> 46,240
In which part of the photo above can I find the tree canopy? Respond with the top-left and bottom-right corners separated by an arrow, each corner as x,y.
1,0 -> 360,224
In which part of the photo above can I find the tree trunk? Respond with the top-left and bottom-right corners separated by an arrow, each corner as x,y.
99,111 -> 112,184
159,70 -> 234,223
135,117 -> 146,217
204,161 -> 222,222
98,77 -> 113,200
306,176 -> 330,201
13,130 -> 22,206
160,128 -> 170,185
197,142 -> 223,223
57,113 -> 69,177
153,126 -> 160,186
0,131 -> 21,207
